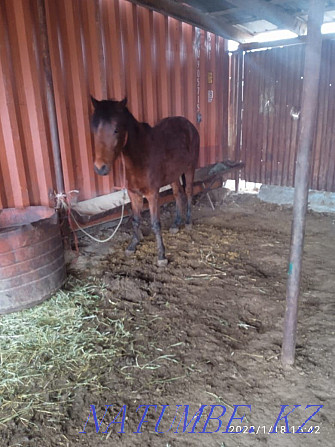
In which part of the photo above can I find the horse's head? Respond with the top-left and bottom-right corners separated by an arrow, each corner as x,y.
90,96 -> 128,176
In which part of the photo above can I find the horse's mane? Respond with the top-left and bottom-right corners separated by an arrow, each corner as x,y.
91,99 -> 152,132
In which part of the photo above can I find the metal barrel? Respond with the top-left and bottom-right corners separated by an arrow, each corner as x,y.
0,207 -> 66,314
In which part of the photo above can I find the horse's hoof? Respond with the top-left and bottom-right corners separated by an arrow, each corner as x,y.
169,226 -> 179,234
185,223 -> 193,231
157,258 -> 168,267
125,249 -> 135,257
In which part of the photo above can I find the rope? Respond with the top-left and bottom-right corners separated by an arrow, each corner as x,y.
56,189 -> 127,244
68,194 -> 125,243
55,153 -> 128,245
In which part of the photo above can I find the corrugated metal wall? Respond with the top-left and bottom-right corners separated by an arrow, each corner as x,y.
241,41 -> 335,192
0,0 -> 229,209
0,0 -> 56,209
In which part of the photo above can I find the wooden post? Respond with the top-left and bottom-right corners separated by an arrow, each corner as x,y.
281,0 -> 325,367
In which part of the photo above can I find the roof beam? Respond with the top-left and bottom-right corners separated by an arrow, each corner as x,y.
215,0 -> 307,35
127,0 -> 253,42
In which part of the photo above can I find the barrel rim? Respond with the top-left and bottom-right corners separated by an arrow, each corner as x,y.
0,206 -> 57,232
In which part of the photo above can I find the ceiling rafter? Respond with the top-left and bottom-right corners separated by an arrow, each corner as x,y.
128,1 -> 335,44
128,0 -> 253,42
222,0 -> 307,35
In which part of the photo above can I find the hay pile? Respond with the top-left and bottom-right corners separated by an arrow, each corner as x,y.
0,277 -> 129,427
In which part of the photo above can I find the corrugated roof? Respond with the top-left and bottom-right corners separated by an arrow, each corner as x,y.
130,0 -> 335,42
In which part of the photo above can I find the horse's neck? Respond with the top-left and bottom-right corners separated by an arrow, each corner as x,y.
122,111 -> 147,163
125,111 -> 141,141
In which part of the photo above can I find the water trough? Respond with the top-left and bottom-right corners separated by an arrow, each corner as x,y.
0,206 -> 66,314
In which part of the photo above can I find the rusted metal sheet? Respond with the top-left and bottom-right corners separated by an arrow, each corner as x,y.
0,207 -> 66,314
0,0 -> 55,209
0,0 -> 229,209
0,0 -> 228,208
240,41 -> 335,192
2,0 -> 335,210
313,40 -> 335,192
44,0 -> 229,203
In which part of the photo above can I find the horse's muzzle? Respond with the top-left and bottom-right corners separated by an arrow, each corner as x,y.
94,164 -> 110,176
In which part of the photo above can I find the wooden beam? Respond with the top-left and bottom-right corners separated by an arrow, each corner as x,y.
235,0 -> 306,35
127,0 -> 253,42
281,0 -> 325,368
240,32 -> 335,52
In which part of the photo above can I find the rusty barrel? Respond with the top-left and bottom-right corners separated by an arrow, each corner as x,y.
0,206 -> 66,314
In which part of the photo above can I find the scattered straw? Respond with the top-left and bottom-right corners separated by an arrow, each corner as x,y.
0,277 -> 130,427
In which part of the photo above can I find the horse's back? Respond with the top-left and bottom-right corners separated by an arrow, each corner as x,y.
144,116 -> 199,187
153,116 -> 199,160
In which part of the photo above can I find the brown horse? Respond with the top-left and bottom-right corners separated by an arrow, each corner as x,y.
91,97 -> 200,266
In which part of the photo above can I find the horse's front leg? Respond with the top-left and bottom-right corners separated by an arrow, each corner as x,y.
125,190 -> 143,256
147,191 -> 167,267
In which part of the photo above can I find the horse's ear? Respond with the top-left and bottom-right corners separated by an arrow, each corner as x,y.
120,97 -> 127,108
91,95 -> 99,108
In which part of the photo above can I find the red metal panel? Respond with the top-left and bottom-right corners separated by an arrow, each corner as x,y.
0,6 -> 29,208
315,40 -> 335,191
44,0 -> 75,196
137,7 -> 156,124
217,36 -> 229,163
228,52 -> 238,161
3,0 -> 335,211
0,0 -> 56,209
241,41 -> 335,192
183,23 -> 196,124
80,0 -> 111,196
0,0 -> 229,209
46,0 -> 229,197
155,12 -> 170,120
169,17 -> 183,116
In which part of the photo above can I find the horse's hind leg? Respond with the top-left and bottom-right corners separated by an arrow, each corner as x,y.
125,190 -> 143,256
169,180 -> 184,234
147,191 -> 167,267
184,168 -> 195,230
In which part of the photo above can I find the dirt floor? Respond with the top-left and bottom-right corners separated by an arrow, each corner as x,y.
2,190 -> 335,446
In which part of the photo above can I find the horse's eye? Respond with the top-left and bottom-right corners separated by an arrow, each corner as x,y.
114,129 -> 119,134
